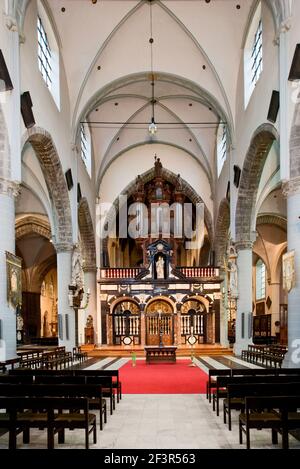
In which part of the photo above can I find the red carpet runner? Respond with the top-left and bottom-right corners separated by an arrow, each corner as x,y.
119,360 -> 207,394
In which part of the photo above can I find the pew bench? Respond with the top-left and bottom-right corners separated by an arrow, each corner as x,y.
239,395 -> 300,449
0,382 -> 107,432
0,396 -> 96,449
0,358 -> 21,373
206,369 -> 231,403
225,381 -> 300,434
73,347 -> 88,363
9,368 -> 121,411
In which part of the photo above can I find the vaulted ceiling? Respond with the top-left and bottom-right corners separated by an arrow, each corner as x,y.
48,0 -> 256,185
13,0 -> 287,192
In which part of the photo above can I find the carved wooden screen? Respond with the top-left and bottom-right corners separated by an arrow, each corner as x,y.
145,300 -> 174,346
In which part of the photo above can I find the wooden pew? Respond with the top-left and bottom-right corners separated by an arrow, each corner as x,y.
223,377 -> 300,430
9,368 -> 120,410
0,396 -> 96,449
214,375 -> 300,420
0,382 -> 107,432
206,367 -> 299,403
73,347 -> 88,363
74,369 -> 122,403
241,344 -> 288,368
33,376 -> 107,430
239,394 -> 300,449
0,358 -> 21,373
206,369 -> 231,403
0,374 -> 33,384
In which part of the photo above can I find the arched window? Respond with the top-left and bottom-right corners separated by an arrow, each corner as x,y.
217,123 -> 227,177
37,1 -> 60,109
244,2 -> 263,108
256,258 -> 266,300
80,123 -> 92,177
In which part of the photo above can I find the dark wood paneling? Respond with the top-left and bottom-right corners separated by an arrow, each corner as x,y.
21,292 -> 41,342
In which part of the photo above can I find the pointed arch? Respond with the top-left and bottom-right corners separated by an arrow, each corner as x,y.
22,127 -> 73,247
256,213 -> 287,232
15,215 -> 51,241
214,199 -> 230,267
102,166 -> 213,243
78,197 -> 96,271
235,124 -> 279,245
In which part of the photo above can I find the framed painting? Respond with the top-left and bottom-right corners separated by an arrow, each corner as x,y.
283,251 -> 295,292
6,251 -> 22,308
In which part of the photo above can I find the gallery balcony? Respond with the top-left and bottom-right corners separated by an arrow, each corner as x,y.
99,266 -> 220,281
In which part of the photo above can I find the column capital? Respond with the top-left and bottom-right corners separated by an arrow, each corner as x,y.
4,14 -> 18,32
235,241 -> 254,252
54,242 -> 74,253
274,18 -> 292,45
0,178 -> 20,198
71,143 -> 80,155
282,176 -> 300,197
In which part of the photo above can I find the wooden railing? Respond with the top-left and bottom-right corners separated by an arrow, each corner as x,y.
100,266 -> 219,280
176,267 -> 219,278
100,268 -> 143,279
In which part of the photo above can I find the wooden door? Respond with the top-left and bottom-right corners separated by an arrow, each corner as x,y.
146,314 -> 174,346
280,304 -> 288,345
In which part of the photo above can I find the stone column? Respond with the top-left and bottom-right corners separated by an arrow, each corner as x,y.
278,20 -> 291,182
55,244 -> 75,351
0,180 -> 19,360
234,243 -> 253,356
283,179 -> 300,367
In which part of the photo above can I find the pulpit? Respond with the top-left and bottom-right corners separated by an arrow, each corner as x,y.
85,326 -> 94,344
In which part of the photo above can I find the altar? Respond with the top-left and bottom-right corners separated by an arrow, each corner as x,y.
144,346 -> 177,364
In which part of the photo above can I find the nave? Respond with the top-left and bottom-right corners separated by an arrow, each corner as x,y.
1,356 -> 300,450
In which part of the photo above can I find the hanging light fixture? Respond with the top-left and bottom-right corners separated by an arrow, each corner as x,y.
149,78 -> 157,135
148,2 -> 157,136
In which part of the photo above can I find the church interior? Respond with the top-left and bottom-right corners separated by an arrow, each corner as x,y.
1,0 -> 300,451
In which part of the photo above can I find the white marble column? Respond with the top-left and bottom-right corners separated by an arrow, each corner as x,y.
283,179 -> 300,367
55,245 -> 75,352
234,244 -> 253,356
0,180 -> 19,360
278,20 -> 291,182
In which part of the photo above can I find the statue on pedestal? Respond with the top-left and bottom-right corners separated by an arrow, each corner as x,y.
156,255 -> 165,279
175,174 -> 183,191
154,155 -> 162,177
71,244 -> 84,290
227,245 -> 238,299
86,314 -> 93,328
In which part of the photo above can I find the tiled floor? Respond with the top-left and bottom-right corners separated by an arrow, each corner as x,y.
1,393 -> 300,449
